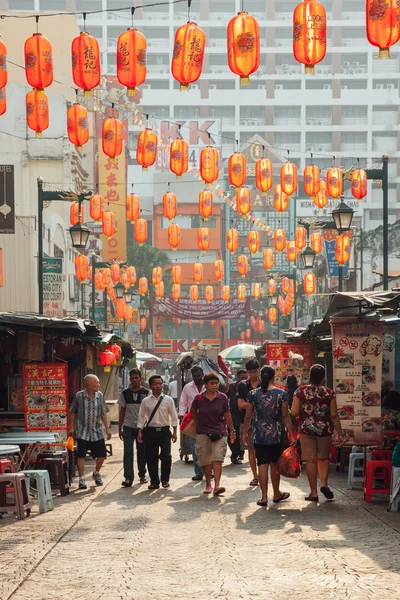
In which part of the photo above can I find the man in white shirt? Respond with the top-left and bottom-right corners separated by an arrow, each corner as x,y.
179,366 -> 205,481
138,375 -> 178,490
168,375 -> 178,408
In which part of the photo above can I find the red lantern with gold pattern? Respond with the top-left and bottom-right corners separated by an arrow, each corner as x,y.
0,87 -> 6,116
236,187 -> 251,216
126,266 -> 137,286
95,272 -> 105,291
367,0 -> 400,58
172,283 -> 181,301
281,162 -> 298,196
200,146 -> 219,187
75,254 -> 89,282
98,350 -> 115,371
256,157 -> 273,196
171,22 -> 206,91
258,319 -> 265,333
197,227 -> 210,252
107,284 -> 116,301
226,227 -> 239,254
248,230 -> 260,254
205,285 -> 214,303
293,0 -> 327,74
310,232 -> 323,254
274,184 -> 289,212
119,272 -> 129,289
314,179 -> 328,209
155,282 -> 165,298
214,259 -> 224,280
71,32 -> 101,97
274,228 -> 287,253
170,138 -> 189,179
190,284 -> 199,302
70,201 -> 84,226
237,284 -> 247,301
304,164 -> 321,197
110,264 -> 121,283
126,193 -> 140,222
327,167 -> 343,198
287,240 -> 297,262
172,265 -> 182,284
140,317 -> 147,332
134,218 -> 148,246
102,268 -> 112,286
229,152 -> 246,188
102,210 -> 115,237
67,103 -> 89,151
26,88 -> 49,138
268,279 -> 277,296
138,277 -> 148,295
89,194 -> 103,222
222,285 -> 230,302
24,33 -> 53,89
335,234 -> 351,264
152,266 -> 163,286
295,226 -> 307,250
227,12 -> 260,85
103,115 -> 123,161
168,223 -> 181,250
117,28 -> 147,96
263,248 -> 274,270
253,283 -> 262,300
268,307 -> 277,324
136,128 -> 158,171
238,254 -> 249,277
162,191 -> 177,220
0,40 -> 7,89
304,272 -> 316,295
351,168 -> 368,200
193,262 -> 203,283
124,305 -> 133,322
199,190 -> 213,220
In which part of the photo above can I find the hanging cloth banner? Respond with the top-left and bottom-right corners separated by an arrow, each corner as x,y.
323,229 -> 353,277
152,297 -> 250,320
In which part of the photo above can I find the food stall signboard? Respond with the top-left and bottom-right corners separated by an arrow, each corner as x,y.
266,342 -> 313,390
331,321 -> 383,446
23,363 -> 68,445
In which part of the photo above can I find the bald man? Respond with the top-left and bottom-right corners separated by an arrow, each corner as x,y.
70,374 -> 111,489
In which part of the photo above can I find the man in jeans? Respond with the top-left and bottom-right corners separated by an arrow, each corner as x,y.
118,368 -> 148,487
178,366 -> 205,481
69,374 -> 111,490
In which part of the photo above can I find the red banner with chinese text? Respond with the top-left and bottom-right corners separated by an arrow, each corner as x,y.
265,342 -> 313,390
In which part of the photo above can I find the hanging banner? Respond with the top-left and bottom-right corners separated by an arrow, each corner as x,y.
0,165 -> 15,233
23,363 -> 68,445
99,140 -> 127,262
153,297 -> 250,319
323,229 -> 353,277
331,321 -> 383,446
43,257 -> 63,317
382,324 -> 396,394
266,342 -> 313,390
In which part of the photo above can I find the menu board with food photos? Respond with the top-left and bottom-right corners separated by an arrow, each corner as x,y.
23,363 -> 68,445
266,342 -> 313,390
331,321 -> 384,446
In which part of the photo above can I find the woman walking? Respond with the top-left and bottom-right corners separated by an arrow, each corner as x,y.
191,372 -> 236,496
242,366 -> 294,506
291,364 -> 343,502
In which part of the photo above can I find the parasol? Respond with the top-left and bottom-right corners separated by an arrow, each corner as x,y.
219,344 -> 258,362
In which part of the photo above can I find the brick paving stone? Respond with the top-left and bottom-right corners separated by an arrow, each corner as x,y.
1,435 -> 400,600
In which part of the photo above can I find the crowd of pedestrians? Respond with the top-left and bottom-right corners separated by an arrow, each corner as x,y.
69,360 -> 344,503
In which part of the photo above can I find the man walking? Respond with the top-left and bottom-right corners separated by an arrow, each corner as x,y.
137,375 -> 178,490
238,359 -> 260,486
168,375 -> 178,409
178,366 -> 205,481
69,374 -> 111,490
228,369 -> 248,464
118,368 -> 148,487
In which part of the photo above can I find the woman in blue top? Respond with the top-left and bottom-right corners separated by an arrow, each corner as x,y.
242,366 -> 294,506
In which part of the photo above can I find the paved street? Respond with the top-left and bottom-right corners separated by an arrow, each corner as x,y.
1,436 -> 400,600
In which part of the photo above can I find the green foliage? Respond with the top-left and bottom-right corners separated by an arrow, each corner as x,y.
127,243 -> 173,300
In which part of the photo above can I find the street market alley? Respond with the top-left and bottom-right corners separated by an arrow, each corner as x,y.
1,437 -> 400,600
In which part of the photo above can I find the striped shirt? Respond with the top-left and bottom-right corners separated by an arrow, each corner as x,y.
70,390 -> 109,441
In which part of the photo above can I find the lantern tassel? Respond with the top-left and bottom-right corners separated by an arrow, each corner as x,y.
379,47 -> 390,59
305,64 -> 314,75
240,76 -> 250,86
127,87 -> 137,97
180,83 -> 189,92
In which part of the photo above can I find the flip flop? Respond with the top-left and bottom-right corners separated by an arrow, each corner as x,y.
257,500 -> 268,506
213,487 -> 226,496
249,478 -> 259,486
320,486 -> 334,500
305,494 -> 319,502
273,492 -> 290,503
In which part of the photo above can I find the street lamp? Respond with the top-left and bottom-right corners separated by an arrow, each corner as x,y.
269,294 -> 279,340
332,198 -> 355,233
114,281 -> 125,299
69,222 -> 91,249
123,287 -> 134,303
269,294 -> 278,306
301,245 -> 316,269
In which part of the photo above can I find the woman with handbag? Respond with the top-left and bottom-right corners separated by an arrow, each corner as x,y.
190,371 -> 236,496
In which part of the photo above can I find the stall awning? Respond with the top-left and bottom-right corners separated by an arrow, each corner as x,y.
0,312 -> 101,338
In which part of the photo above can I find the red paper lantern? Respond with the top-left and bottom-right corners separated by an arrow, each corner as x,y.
286,240 -> 297,262
0,40 -> 8,89
70,201 -> 84,226
193,262 -> 203,283
134,218 -> 148,245
188,319 -> 193,327
24,33 -> 53,89
274,184 -> 289,212
263,248 -> 274,270
117,28 -> 147,96
293,0 -> 327,74
200,146 -> 219,187
0,87 -> 6,116
124,305 -> 133,322
155,282 -> 165,298
172,265 -> 182,284
238,254 -> 248,277
367,0 -> 400,58
236,187 -> 251,216
240,331 -> 245,341
140,317 -> 147,332
351,168 -> 368,200
136,128 -> 158,171
152,266 -> 163,285
126,266 -> 137,286
258,319 -> 265,334
26,88 -> 49,138
268,279 -> 277,296
107,284 -> 116,301
310,232 -> 323,254
268,307 -> 277,324
95,272 -> 105,291
281,162 -> 298,196
75,254 -> 89,282
274,228 -> 287,253
253,283 -> 262,300
197,227 -> 210,252
102,268 -> 112,286
255,158 -> 273,196
222,285 -> 231,302
229,152 -> 246,188
126,193 -> 140,222
138,277 -> 148,295
110,264 -> 121,283
295,226 -> 307,250
71,32 -> 101,97
172,283 -> 181,301
102,116 -> 124,161
162,191 -> 177,220
248,230 -> 260,254
98,350 -> 115,371
304,164 -> 321,197
226,227 -> 239,254
171,22 -> 206,91
205,285 -> 214,303
170,138 -> 189,179
314,179 -> 328,209
281,277 -> 290,295
107,344 -> 122,362
115,299 -> 126,319
227,11 -> 260,85
199,190 -> 213,220
168,223 -> 181,250
327,167 -> 343,198
67,103 -> 89,151
335,234 -> 351,264
237,284 -> 247,301
221,320 -> 227,327
214,259 -> 224,280
190,285 -> 199,302
304,272 -> 316,295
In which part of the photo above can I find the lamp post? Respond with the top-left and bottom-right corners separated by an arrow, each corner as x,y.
331,195 -> 355,293
139,298 -> 148,350
91,257 -> 111,326
269,293 -> 279,340
301,245 -> 316,270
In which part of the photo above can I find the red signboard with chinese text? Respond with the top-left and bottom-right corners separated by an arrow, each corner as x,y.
266,342 -> 313,390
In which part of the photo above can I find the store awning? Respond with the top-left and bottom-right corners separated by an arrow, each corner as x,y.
0,312 -> 101,338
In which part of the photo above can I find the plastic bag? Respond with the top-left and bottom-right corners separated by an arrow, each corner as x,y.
276,444 -> 302,479
180,413 -> 197,438
65,435 -> 74,452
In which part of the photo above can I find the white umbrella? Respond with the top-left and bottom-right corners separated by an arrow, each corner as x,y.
219,344 -> 257,362
135,351 -> 163,364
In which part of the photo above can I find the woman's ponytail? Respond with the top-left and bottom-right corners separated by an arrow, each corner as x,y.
260,365 -> 275,391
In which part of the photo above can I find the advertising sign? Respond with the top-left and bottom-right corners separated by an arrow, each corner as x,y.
155,339 -> 221,354
23,363 -> 68,445
324,229 -> 353,278
266,343 -> 313,390
153,297 -> 251,320
43,257 -> 63,317
0,165 -> 15,233
382,324 -> 396,393
331,321 -> 383,446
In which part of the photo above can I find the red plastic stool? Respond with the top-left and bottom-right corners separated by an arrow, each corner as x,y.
0,459 -> 13,474
371,450 -> 392,461
329,445 -> 337,464
364,460 -> 392,502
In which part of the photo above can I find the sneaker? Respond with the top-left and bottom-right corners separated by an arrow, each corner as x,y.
78,478 -> 87,490
93,471 -> 103,486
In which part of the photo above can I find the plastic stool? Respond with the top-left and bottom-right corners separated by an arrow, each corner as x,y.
347,452 -> 365,489
22,470 -> 53,513
364,460 -> 392,503
0,459 -> 13,474
0,473 -> 31,519
390,467 -> 400,512
35,457 -> 69,496
371,450 -> 392,461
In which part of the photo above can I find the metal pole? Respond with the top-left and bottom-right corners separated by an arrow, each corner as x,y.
91,256 -> 96,322
382,153 -> 389,290
360,227 -> 364,291
277,308 -> 280,341
104,290 -> 107,328
339,264 -> 343,292
37,177 -> 44,314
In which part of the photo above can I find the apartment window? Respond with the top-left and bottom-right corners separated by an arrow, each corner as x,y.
306,107 -> 332,125
161,216 -> 217,229
306,80 -> 333,91
76,0 -> 99,9
372,132 -> 398,152
275,107 -> 301,121
306,133 -> 332,152
142,80 -> 169,90
342,53 -> 368,71
140,106 -> 170,119
275,132 -> 301,151
210,1 -> 236,13
40,0 -> 67,9
342,132 -> 367,151
369,209 -> 383,220
342,106 -> 368,124
341,80 -> 368,90
240,107 -> 264,119
372,106 -> 398,125
175,106 -> 200,119
147,54 -> 169,65
274,80 -> 301,90
12,0 -> 35,7
211,107 -> 235,118
373,80 -> 398,90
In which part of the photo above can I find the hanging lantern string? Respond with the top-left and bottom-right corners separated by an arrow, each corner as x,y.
35,14 -> 39,33
131,6 -> 135,28
187,0 -> 192,21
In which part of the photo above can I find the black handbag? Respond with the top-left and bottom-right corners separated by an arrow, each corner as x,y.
207,433 -> 223,442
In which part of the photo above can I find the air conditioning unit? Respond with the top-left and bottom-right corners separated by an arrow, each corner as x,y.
306,146 -> 314,152
275,84 -> 283,90
258,84 -> 265,90
277,43 -> 282,47
344,61 -> 350,67
318,121 -> 322,125
241,120 -> 246,125
191,84 -> 199,90
212,42 -> 216,47
348,69 -> 354,74
343,42 -> 348,46
376,84 -> 383,89
387,84 -> 394,89
209,84 -> 217,90
281,64 -> 288,69
341,84 -> 348,89
352,62 -> 359,67
143,84 -> 150,89
323,84 -> 331,90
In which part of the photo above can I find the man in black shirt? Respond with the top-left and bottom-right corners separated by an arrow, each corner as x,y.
227,369 -> 247,464
238,359 -> 260,486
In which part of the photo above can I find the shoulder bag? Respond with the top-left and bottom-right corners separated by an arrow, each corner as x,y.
145,394 -> 164,428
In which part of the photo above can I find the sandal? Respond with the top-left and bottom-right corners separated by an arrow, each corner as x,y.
249,478 -> 259,486
162,481 -> 170,489
320,486 -> 334,500
273,492 -> 290,503
140,477 -> 148,484
257,500 -> 268,506
305,494 -> 319,502
121,479 -> 133,488
213,487 -> 226,496
148,484 -> 160,490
